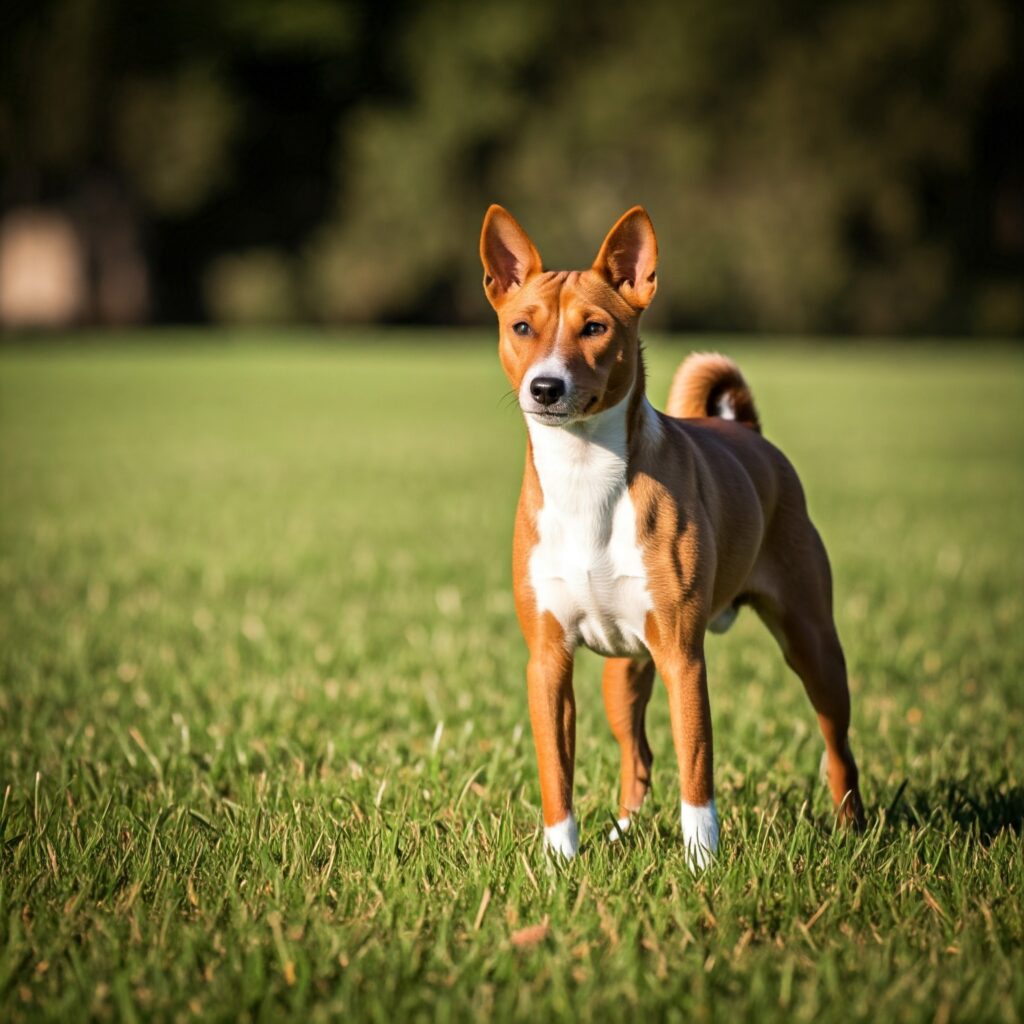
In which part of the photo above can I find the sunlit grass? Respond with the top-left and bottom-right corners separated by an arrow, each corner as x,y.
1,333 -> 1022,1021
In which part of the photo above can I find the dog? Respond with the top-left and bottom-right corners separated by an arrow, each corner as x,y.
479,204 -> 866,865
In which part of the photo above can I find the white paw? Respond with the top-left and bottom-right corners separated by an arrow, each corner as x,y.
681,799 -> 719,869
544,813 -> 579,859
607,816 -> 631,842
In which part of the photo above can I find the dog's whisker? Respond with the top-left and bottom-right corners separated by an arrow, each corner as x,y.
498,390 -> 520,411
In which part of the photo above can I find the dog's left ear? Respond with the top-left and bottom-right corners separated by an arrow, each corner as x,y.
593,206 -> 658,310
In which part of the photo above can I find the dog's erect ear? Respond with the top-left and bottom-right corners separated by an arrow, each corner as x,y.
593,206 -> 658,310
480,205 -> 543,309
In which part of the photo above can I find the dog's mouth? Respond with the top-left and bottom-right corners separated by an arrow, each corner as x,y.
523,395 -> 599,425
526,409 -> 571,425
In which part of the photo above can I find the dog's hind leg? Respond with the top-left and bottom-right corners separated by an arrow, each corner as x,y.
602,656 -> 655,838
752,539 -> 866,828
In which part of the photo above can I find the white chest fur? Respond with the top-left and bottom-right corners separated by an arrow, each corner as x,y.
526,397 -> 657,657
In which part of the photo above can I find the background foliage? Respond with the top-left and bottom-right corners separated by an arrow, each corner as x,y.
2,0 -> 1022,331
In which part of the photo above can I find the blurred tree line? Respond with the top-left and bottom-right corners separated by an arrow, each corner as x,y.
1,0 -> 1021,333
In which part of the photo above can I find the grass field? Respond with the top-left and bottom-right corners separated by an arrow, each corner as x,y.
1,333 -> 1022,1022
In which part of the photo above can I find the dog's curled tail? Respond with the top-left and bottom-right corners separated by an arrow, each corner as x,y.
666,352 -> 761,432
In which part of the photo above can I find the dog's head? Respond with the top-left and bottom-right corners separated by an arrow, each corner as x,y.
480,206 -> 657,426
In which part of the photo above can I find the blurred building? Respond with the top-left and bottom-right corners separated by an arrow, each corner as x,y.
0,208 -> 85,327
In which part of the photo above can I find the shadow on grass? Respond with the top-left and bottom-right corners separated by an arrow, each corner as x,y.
759,776 -> 1023,845
886,777 -> 1024,841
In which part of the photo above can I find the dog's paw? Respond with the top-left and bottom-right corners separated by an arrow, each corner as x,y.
607,816 -> 632,842
681,799 -> 719,869
544,813 -> 579,859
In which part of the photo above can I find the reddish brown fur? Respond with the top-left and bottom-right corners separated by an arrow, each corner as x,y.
480,204 -> 865,843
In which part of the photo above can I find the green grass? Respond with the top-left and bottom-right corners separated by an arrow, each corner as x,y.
1,332 -> 1022,1022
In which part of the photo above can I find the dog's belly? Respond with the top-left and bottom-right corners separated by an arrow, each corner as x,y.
529,489 -> 652,658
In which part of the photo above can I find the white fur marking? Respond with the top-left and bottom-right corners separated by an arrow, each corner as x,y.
716,392 -> 736,420
527,392 -> 660,657
680,799 -> 719,869
544,813 -> 579,859
608,816 -> 632,842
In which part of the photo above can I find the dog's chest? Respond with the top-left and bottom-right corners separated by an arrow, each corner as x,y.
526,413 -> 652,658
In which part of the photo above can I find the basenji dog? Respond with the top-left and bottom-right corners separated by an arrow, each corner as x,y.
480,205 -> 866,865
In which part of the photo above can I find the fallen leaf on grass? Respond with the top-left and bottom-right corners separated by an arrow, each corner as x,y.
510,916 -> 550,949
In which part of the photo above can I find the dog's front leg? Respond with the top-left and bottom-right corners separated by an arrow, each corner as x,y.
526,633 -> 578,859
653,642 -> 719,868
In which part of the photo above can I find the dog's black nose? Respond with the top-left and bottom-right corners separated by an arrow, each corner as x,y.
530,376 -> 566,406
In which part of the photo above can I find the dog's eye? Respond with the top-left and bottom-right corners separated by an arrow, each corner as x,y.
582,321 -> 607,337
512,321 -> 532,337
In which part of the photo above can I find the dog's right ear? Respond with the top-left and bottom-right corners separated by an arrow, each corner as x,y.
480,205 -> 543,309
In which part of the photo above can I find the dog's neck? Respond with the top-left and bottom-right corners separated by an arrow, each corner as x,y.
525,353 -> 660,515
